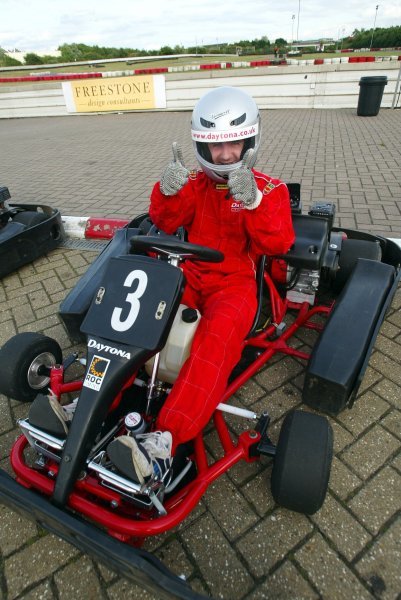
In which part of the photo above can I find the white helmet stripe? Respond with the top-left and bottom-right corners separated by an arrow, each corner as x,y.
191,123 -> 259,143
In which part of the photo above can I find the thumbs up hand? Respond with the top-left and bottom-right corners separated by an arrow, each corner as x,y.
160,142 -> 190,196
228,149 -> 259,209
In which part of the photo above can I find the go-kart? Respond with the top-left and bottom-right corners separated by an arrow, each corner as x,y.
0,185 -> 65,279
0,189 -> 400,599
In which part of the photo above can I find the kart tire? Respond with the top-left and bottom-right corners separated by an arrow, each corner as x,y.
0,332 -> 62,402
12,211 -> 48,227
333,238 -> 381,292
271,410 -> 333,515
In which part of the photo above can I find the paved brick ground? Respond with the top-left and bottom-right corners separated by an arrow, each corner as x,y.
0,108 -> 401,600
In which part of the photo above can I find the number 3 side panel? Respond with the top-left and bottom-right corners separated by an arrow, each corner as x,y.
53,255 -> 185,505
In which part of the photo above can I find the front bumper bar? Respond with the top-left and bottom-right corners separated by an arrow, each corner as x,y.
0,468 -> 208,600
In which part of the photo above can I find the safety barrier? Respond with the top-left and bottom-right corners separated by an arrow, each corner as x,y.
61,216 -> 129,239
1,59 -> 400,116
0,72 -> 103,83
1,55 -> 401,84
133,67 -> 169,75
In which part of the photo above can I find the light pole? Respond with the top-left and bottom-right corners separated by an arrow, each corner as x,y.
340,28 -> 346,51
292,14 -> 295,46
369,5 -> 379,50
297,0 -> 301,43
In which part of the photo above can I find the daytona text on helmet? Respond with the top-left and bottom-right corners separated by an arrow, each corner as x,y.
191,86 -> 261,182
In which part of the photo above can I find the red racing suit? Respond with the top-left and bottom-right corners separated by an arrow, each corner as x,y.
149,169 -> 295,451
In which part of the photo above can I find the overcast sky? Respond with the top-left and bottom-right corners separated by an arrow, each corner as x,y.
1,0 -> 400,53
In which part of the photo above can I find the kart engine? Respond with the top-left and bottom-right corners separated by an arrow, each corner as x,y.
286,267 -> 320,305
272,201 -> 339,306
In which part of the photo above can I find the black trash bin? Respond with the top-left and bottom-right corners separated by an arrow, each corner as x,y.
357,76 -> 388,116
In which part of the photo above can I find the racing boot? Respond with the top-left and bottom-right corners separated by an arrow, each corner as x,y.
28,393 -> 76,437
107,431 -> 173,485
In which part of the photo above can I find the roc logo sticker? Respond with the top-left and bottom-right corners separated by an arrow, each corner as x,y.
83,355 -> 110,391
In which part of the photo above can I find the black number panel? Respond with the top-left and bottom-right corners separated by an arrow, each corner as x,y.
81,255 -> 184,350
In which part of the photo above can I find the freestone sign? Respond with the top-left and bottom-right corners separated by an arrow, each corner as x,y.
62,75 -> 166,113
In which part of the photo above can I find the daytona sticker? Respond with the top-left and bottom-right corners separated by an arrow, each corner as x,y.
83,355 -> 110,391
88,338 -> 131,359
231,201 -> 243,212
191,123 -> 258,143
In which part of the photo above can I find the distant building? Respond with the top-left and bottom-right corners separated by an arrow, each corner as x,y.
291,39 -> 335,51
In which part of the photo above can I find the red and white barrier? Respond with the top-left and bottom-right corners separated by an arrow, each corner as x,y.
2,55 -> 401,83
61,215 -> 129,239
2,53 -> 401,84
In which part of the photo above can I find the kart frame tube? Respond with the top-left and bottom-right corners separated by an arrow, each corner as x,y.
10,425 -> 260,538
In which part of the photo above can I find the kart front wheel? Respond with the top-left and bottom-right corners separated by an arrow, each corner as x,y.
271,410 -> 333,515
0,332 -> 62,402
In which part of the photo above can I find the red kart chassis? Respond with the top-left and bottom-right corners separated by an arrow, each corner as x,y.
0,201 -> 400,599
10,270 -> 329,536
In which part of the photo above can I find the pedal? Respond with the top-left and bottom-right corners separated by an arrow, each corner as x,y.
273,322 -> 286,336
149,490 -> 167,515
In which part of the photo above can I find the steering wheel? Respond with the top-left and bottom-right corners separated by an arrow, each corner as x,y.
130,234 -> 224,263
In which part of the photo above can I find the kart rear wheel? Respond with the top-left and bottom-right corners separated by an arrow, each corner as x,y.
271,410 -> 333,515
333,238 -> 381,292
0,333 -> 62,402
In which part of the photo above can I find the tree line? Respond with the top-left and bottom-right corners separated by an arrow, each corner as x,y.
1,26 -> 400,67
345,25 -> 401,49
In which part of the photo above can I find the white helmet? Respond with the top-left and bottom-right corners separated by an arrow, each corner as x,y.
191,86 -> 261,182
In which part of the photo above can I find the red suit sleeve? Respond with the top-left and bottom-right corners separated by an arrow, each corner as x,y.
149,181 -> 196,234
245,179 -> 295,257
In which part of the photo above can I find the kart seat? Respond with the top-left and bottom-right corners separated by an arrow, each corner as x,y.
283,214 -> 329,270
0,221 -> 26,242
247,255 -> 266,337
229,255 -> 267,380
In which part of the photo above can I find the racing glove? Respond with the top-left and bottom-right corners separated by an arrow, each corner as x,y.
228,149 -> 262,210
160,142 -> 190,196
